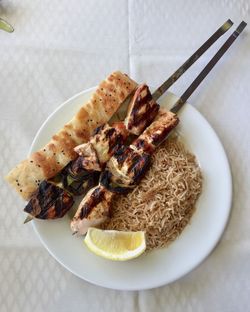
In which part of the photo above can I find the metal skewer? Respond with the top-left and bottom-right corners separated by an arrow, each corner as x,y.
170,21 -> 247,114
152,19 -> 233,101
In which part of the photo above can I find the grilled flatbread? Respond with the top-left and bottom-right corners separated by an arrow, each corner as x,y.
6,71 -> 137,200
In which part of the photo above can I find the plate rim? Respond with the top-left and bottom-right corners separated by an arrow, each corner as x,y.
29,87 -> 232,290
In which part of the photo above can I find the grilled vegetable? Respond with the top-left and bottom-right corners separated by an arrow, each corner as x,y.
99,170 -> 132,194
24,181 -> 74,219
60,161 -> 100,196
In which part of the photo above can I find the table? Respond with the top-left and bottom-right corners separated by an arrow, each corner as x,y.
1,1 -> 250,311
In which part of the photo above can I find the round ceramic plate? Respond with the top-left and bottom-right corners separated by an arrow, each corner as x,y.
29,87 -> 232,290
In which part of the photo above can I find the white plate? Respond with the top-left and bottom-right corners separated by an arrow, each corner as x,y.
29,87 -> 232,290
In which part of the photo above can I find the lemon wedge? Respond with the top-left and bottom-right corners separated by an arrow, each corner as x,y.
84,228 -> 146,261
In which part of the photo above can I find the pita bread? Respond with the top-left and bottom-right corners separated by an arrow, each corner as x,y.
6,71 -> 137,200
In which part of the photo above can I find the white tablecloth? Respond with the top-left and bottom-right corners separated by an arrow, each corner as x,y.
1,0 -> 250,311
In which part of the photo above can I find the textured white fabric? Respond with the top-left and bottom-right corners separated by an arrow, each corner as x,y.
1,0 -> 250,311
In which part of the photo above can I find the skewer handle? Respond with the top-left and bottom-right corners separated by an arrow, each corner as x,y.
152,19 -> 234,101
171,21 -> 247,114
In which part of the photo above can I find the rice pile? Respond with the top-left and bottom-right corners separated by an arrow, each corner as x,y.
103,135 -> 202,250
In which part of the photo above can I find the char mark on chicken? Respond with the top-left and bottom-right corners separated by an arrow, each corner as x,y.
124,84 -> 160,135
132,109 -> 179,151
73,142 -> 101,172
105,146 -> 151,188
24,181 -> 74,219
84,122 -> 128,166
70,185 -> 114,235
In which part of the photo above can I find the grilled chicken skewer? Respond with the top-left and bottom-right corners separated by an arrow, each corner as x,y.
70,20 -> 248,234
70,109 -> 179,235
25,20 -> 244,222
42,19 -> 236,199
24,85 -> 159,221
